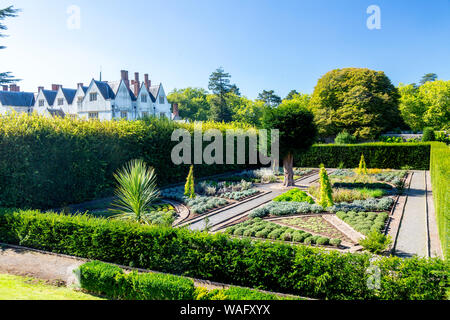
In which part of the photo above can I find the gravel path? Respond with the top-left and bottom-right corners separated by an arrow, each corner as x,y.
394,171 -> 428,257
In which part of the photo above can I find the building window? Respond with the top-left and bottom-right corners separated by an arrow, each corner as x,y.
88,112 -> 99,119
89,92 -> 98,102
77,97 -> 83,105
141,94 -> 147,103
160,112 -> 166,118
142,112 -> 149,118
39,99 -> 45,107
58,98 -> 64,106
121,111 -> 128,119
159,96 -> 165,104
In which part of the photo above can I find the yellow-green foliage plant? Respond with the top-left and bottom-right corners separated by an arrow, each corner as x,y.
184,165 -> 195,198
357,154 -> 368,175
319,165 -> 333,208
430,142 -> 449,258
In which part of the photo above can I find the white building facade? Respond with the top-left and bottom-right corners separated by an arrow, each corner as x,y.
0,70 -> 173,121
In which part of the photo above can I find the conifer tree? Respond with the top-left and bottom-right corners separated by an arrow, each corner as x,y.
319,164 -> 333,208
184,165 -> 195,198
357,154 -> 368,175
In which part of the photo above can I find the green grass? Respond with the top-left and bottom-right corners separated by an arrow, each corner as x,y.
0,274 -> 105,300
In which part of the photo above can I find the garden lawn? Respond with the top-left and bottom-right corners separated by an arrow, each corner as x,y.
0,274 -> 104,300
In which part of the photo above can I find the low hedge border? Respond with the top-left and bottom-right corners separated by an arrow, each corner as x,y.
77,261 -> 295,300
0,209 -> 447,300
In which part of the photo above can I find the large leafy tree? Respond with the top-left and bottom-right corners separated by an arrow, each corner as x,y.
232,97 -> 266,127
398,80 -> 450,130
310,68 -> 403,139
285,90 -> 299,100
167,87 -> 210,121
0,6 -> 20,85
257,90 -> 281,107
262,99 -> 317,187
208,67 -> 238,122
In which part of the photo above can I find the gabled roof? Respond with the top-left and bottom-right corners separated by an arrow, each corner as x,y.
0,91 -> 35,107
93,80 -> 116,100
79,86 -> 88,94
41,90 -> 58,106
149,84 -> 161,103
47,108 -> 65,118
61,88 -> 77,104
107,80 -> 136,101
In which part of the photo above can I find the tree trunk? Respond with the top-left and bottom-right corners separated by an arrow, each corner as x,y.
283,153 -> 294,187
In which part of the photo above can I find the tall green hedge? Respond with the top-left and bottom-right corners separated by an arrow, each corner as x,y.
430,142 -> 449,258
0,209 -> 447,300
0,113 -> 253,209
294,143 -> 431,169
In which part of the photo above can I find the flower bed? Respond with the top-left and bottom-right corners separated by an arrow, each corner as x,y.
249,201 -> 323,218
336,211 -> 389,235
308,185 -> 387,202
280,216 -> 352,243
225,218 -> 342,247
326,197 -> 394,213
221,189 -> 260,200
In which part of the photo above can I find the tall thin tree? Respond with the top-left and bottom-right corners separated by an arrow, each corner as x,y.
0,6 -> 20,85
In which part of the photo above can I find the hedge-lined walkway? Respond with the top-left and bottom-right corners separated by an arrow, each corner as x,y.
394,171 -> 442,258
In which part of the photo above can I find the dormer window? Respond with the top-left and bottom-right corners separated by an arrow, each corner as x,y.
159,96 -> 164,104
141,94 -> 147,103
89,92 -> 98,102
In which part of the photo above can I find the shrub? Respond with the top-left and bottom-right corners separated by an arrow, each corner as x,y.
294,143 -> 431,170
422,127 -> 435,142
330,239 -> 342,247
184,165 -> 195,199
0,114 -> 253,209
316,237 -> 330,245
360,231 -> 392,254
0,209 -> 447,300
335,131 -> 357,144
318,165 -> 333,208
357,154 -> 368,175
77,261 -> 197,300
273,189 -> 314,203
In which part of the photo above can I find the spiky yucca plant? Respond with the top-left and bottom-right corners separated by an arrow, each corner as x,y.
109,159 -> 160,224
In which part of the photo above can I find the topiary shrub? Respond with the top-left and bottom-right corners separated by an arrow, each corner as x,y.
422,127 -> 435,142
359,230 -> 392,254
335,131 -> 357,144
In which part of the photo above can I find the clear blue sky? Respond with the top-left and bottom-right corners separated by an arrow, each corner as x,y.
1,0 -> 449,99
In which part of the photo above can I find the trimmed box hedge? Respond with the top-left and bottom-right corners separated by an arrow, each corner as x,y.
77,261 -> 295,300
294,143 -> 431,169
0,113 -> 253,209
0,209 -> 447,300
430,142 -> 449,258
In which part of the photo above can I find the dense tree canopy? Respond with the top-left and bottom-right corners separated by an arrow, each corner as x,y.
262,99 -> 317,186
310,68 -> 403,139
399,80 -> 450,130
167,87 -> 210,121
420,73 -> 438,86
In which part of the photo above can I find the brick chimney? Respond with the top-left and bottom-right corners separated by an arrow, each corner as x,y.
9,84 -> 16,92
52,84 -> 61,91
133,72 -> 140,97
120,70 -> 130,89
77,83 -> 83,89
144,74 -> 150,90
38,86 -> 44,92
172,103 -> 180,117
15,86 -> 20,92
2,85 -> 8,91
